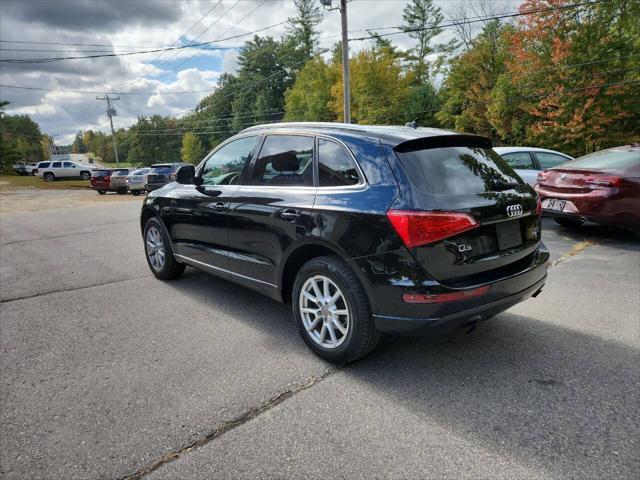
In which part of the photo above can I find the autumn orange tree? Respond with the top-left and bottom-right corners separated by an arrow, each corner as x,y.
489,0 -> 640,156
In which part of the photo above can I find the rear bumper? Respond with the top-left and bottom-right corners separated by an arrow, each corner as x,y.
373,276 -> 545,334
353,243 -> 549,335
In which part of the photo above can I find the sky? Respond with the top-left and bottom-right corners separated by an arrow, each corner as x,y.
0,0 -> 520,144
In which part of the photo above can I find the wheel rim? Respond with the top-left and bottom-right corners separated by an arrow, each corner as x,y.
299,275 -> 350,349
146,226 -> 165,271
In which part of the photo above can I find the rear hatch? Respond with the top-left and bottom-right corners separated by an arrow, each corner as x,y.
389,136 -> 541,286
91,170 -> 111,186
147,165 -> 172,184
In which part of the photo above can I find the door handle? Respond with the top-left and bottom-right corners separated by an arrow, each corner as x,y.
214,202 -> 226,212
280,209 -> 300,221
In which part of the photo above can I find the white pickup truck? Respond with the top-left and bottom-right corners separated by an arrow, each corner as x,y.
35,159 -> 93,182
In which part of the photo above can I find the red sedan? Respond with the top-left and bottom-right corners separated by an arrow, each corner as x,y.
535,145 -> 640,235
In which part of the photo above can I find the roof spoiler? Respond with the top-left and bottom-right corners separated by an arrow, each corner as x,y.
394,134 -> 493,153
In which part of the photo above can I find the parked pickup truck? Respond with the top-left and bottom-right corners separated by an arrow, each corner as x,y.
13,162 -> 38,175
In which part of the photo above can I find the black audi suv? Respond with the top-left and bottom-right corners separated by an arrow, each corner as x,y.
140,123 -> 549,362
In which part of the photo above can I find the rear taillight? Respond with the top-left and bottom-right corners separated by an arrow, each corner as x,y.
536,196 -> 542,215
386,210 -> 479,248
170,173 -> 176,181
584,175 -> 622,187
537,170 -> 550,184
403,285 -> 490,304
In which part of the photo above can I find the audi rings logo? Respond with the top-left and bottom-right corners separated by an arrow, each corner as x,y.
506,204 -> 524,217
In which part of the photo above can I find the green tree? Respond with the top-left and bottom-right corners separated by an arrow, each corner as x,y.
401,0 -> 456,85
284,57 -> 338,121
283,0 -> 323,66
71,131 -> 88,153
437,21 -> 512,139
181,132 -> 204,164
0,112 -> 44,170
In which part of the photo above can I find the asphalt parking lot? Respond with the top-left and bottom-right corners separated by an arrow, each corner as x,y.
1,190 -> 638,479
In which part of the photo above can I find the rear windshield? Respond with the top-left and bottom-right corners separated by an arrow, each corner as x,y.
130,169 -> 148,175
396,146 -> 522,195
111,169 -> 129,176
561,147 -> 639,171
93,170 -> 111,177
150,166 -> 172,174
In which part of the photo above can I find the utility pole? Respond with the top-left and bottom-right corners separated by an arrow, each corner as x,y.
321,0 -> 351,123
96,95 -> 120,165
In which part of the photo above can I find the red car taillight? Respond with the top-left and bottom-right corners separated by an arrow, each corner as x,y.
584,175 -> 622,187
536,196 -> 542,215
402,285 -> 491,304
537,170 -> 550,184
386,210 -> 479,248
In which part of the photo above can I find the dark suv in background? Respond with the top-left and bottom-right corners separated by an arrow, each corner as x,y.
140,123 -> 549,363
144,163 -> 188,191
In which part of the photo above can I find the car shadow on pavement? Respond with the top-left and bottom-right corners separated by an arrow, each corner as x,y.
544,218 -> 638,248
166,269 -> 639,478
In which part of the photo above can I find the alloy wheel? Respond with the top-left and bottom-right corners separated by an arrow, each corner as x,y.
146,226 -> 165,271
299,275 -> 350,349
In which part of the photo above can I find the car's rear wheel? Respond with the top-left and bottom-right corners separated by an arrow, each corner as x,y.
80,171 -> 91,180
131,190 -> 141,196
143,217 -> 185,280
292,255 -> 380,363
554,217 -> 583,228
97,190 -> 106,195
43,172 -> 54,182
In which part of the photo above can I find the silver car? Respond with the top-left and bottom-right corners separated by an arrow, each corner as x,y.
126,168 -> 149,195
494,147 -> 573,186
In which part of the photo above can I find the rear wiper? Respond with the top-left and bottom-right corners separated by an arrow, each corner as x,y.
493,180 -> 520,191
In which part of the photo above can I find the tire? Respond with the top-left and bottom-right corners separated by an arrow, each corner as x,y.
117,189 -> 127,195
80,171 -> 91,180
97,190 -> 106,195
292,255 -> 380,363
43,172 -> 54,182
143,216 -> 185,280
554,217 -> 583,228
132,190 -> 141,196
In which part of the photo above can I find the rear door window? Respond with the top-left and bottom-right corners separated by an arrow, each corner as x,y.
501,152 -> 535,170
395,146 -> 521,195
536,152 -> 569,169
318,138 -> 361,187
247,135 -> 314,187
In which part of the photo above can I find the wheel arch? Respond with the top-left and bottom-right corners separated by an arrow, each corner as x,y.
279,238 -> 376,309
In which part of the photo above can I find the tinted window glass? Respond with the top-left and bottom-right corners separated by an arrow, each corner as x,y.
561,147 -> 639,171
248,135 -> 313,186
93,170 -> 111,177
536,152 -> 569,169
131,169 -> 148,175
52,162 -> 62,168
112,169 -> 129,176
318,139 -> 361,187
501,152 -> 535,170
149,166 -> 172,174
202,136 -> 258,186
396,146 -> 521,195
63,162 -> 74,167
38,162 -> 50,168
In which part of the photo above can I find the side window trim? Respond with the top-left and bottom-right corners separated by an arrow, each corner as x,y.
316,135 -> 367,189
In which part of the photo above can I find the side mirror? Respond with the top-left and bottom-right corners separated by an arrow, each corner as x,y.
175,165 -> 195,184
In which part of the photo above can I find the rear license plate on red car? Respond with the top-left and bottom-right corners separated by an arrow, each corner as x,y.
496,221 -> 523,250
542,198 -> 566,212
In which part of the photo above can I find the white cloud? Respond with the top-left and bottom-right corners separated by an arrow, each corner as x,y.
1,0 -> 521,141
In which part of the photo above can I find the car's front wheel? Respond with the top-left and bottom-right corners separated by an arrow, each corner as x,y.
143,217 -> 185,280
292,255 -> 380,363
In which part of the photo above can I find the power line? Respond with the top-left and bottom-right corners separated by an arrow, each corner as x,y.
0,17 -> 287,63
154,0 -> 266,82
348,0 -> 607,42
